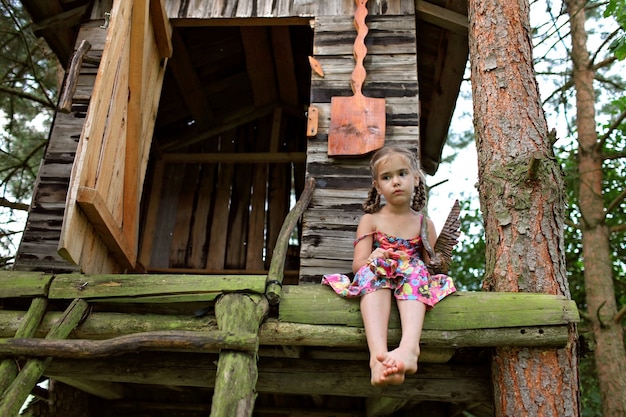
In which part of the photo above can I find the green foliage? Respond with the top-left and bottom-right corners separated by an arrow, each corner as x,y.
604,0 -> 626,59
0,0 -> 59,267
449,199 -> 485,291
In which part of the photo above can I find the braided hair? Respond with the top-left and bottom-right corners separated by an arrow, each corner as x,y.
361,146 -> 427,213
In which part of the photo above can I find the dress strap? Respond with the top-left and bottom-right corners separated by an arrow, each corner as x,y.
353,231 -> 377,247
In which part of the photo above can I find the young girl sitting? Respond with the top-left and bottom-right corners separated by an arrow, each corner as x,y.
322,146 -> 456,386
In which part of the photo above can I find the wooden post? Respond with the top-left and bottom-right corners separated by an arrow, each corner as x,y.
210,293 -> 268,417
0,299 -> 89,417
0,297 -> 47,394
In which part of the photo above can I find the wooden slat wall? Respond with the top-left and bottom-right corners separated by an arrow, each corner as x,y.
13,23 -> 107,273
300,12 -> 419,282
138,114 -> 305,274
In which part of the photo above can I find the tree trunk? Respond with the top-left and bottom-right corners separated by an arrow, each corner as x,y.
565,0 -> 626,415
468,1 -> 580,415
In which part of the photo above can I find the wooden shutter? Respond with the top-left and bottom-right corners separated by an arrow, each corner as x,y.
58,0 -> 172,273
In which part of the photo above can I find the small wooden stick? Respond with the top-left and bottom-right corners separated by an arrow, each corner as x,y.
58,39 -> 91,113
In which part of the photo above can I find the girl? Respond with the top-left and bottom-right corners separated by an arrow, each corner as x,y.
322,146 -> 456,386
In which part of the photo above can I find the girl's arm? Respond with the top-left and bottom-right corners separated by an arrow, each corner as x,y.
422,216 -> 438,263
352,214 -> 375,273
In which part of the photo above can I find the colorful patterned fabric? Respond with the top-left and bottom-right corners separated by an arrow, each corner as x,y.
322,231 -> 456,307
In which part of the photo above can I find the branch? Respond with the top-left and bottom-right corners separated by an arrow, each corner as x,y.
599,107 -> 626,149
0,330 -> 259,359
604,151 -> 626,160
0,197 -> 29,212
606,187 -> 626,216
563,218 -> 580,230
0,85 -> 55,109
609,223 -> 626,233
615,305 -> 626,324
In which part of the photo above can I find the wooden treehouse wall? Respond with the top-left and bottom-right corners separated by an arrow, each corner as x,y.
14,0 -> 420,281
302,12 -> 420,281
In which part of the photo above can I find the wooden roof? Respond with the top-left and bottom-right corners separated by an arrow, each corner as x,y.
20,0 -> 469,174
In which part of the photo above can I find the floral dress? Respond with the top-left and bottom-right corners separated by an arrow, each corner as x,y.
322,231 -> 456,308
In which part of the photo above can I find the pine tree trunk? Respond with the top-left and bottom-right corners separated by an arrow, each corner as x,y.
565,0 -> 626,415
468,0 -> 580,415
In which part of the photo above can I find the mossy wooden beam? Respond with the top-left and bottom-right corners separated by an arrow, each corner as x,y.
280,286 -> 579,330
0,271 -> 52,298
0,313 -> 571,349
0,297 -> 47,395
0,330 -> 258,358
44,353 -> 491,403
47,273 -> 267,302
211,294 -> 269,417
0,298 -> 88,417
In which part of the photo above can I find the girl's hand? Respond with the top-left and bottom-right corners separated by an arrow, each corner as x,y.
367,248 -> 392,263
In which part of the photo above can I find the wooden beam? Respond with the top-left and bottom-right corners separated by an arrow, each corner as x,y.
240,26 -> 278,106
160,103 -> 279,151
47,273 -> 267,301
0,330 -> 259,358
366,397 -> 410,417
150,0 -> 173,58
415,0 -> 469,36
0,271 -> 52,298
271,26 -> 300,106
0,310 -> 571,349
44,353 -> 492,403
168,29 -> 215,129
162,152 -> 306,164
280,286 -> 580,330
50,377 -> 124,400
76,186 -> 136,271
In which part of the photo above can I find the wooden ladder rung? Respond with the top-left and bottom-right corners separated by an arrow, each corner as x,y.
0,298 -> 89,416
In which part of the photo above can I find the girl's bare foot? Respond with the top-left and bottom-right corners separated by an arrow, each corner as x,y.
370,353 -> 405,386
370,348 -> 419,386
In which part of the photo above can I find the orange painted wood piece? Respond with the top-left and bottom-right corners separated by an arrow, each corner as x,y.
328,0 -> 385,157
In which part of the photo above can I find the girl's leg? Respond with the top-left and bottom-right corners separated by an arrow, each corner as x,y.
360,289 -> 393,386
386,299 -> 427,378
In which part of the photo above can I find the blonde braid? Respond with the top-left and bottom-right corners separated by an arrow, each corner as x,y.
362,185 -> 382,213
412,181 -> 426,211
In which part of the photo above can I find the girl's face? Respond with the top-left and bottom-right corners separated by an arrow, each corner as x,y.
373,154 -> 418,205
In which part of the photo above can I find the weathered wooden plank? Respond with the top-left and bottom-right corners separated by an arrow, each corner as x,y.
188,163 -> 217,269
47,273 -> 268,301
169,163 -> 200,267
246,163 -> 269,270
280,287 -> 579,330
44,353 -> 491,403
148,163 -> 184,268
0,271 -> 53,298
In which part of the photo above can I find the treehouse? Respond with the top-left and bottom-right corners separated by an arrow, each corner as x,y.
1,0 -> 579,416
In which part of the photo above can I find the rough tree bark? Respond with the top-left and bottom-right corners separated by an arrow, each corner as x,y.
565,0 -> 626,415
468,0 -> 580,415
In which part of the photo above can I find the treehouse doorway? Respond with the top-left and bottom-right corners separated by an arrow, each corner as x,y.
137,23 -> 313,280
